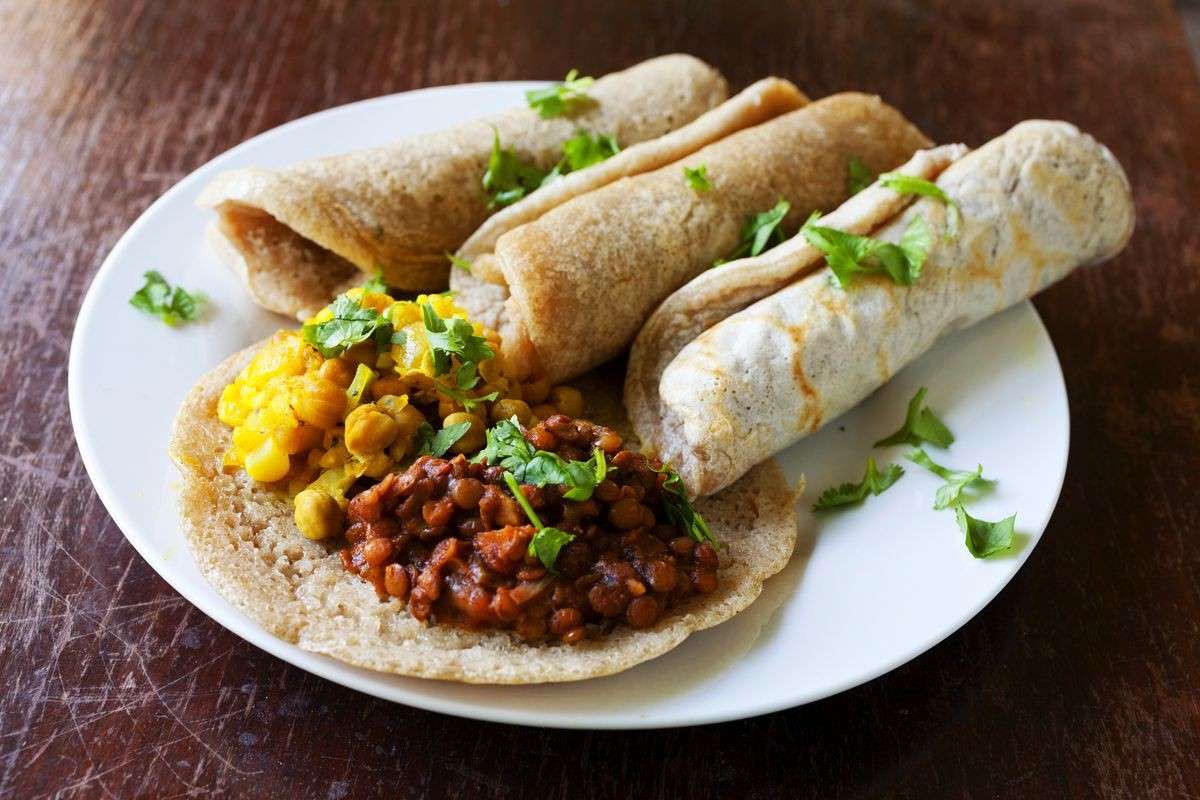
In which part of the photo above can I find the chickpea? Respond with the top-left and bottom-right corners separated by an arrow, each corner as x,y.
245,438 -> 290,483
294,377 -> 346,429
370,375 -> 407,400
294,489 -> 344,540
490,398 -> 533,426
549,386 -> 584,418
275,423 -> 323,454
523,377 -> 551,405
437,396 -> 462,418
317,358 -> 355,388
386,403 -> 427,461
360,452 -> 393,478
442,412 -> 485,454
345,403 -> 400,455
530,403 -> 557,422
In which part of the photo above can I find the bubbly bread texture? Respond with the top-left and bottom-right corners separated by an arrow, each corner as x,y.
645,121 -> 1135,497
462,93 -> 931,384
169,347 -> 798,684
625,144 -> 969,452
198,54 -> 729,320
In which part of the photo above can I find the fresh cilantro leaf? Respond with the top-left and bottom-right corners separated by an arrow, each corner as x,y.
540,130 -> 620,188
908,448 -> 994,510
420,301 -> 495,375
446,252 -> 472,274
802,212 -> 933,289
482,129 -> 547,208
715,199 -> 791,266
812,457 -> 904,511
525,68 -> 594,118
415,420 -> 473,457
302,293 -> 394,358
502,471 -> 576,573
562,130 -> 619,171
653,464 -> 717,544
435,361 -> 499,412
848,156 -> 875,195
879,171 -> 960,237
361,273 -> 389,295
129,271 -> 205,327
955,503 -> 1016,558
683,164 -> 711,192
477,420 -> 606,501
874,387 -> 955,448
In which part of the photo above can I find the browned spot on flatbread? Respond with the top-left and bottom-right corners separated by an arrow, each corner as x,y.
786,324 -> 822,432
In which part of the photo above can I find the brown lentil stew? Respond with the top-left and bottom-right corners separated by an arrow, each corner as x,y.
338,415 -> 719,643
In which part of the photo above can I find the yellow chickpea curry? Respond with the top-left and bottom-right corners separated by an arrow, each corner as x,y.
216,283 -> 717,643
218,287 -> 583,539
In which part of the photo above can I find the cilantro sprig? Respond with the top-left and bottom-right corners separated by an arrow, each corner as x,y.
683,164 -> 711,192
879,172 -> 960,237
653,464 -> 717,544
812,457 -> 904,511
420,301 -> 494,376
302,293 -> 402,358
847,156 -> 875,195
129,271 -> 205,327
874,387 -> 955,448
482,129 -> 547,208
475,419 -> 606,501
955,504 -> 1016,558
525,69 -> 594,118
413,420 -> 472,457
436,362 -> 499,413
907,448 -> 994,510
802,211 -> 932,289
541,129 -> 620,186
715,199 -> 790,266
502,472 -> 576,572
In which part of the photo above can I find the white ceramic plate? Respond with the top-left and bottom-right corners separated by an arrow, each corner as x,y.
69,82 -> 1068,729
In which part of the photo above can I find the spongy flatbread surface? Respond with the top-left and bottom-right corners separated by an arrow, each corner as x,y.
199,55 -> 728,319
169,346 -> 798,684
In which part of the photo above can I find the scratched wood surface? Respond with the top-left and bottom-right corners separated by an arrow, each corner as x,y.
1,0 -> 1198,797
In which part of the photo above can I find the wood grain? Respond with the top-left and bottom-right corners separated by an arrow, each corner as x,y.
1,0 -> 1198,797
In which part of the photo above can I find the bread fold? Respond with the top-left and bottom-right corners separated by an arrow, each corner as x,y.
456,93 -> 931,384
632,121 -> 1135,497
199,54 -> 729,319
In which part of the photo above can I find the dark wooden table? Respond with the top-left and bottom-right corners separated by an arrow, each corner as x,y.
3,1 -> 1198,797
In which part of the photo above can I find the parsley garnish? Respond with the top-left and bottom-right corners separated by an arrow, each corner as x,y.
879,172 -> 960,237
907,448 -> 994,510
683,164 -> 711,192
715,199 -> 790,266
302,293 -> 397,358
874,387 -> 955,448
414,420 -> 472,457
812,457 -> 904,511
446,252 -> 472,274
801,211 -> 932,288
525,69 -> 595,118
129,271 -> 205,327
420,301 -> 495,376
652,464 -> 717,544
955,503 -> 1016,558
848,156 -> 875,195
482,129 -> 547,208
475,419 -> 606,501
502,472 -> 575,572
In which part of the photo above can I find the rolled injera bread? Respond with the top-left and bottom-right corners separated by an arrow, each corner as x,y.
455,77 -> 809,277
459,93 -> 932,384
625,143 -> 969,434
198,54 -> 729,319
639,120 -> 1135,497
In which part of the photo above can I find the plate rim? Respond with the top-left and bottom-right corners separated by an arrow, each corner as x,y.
68,81 -> 1069,729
